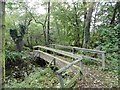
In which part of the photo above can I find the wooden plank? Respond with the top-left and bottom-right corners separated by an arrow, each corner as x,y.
56,59 -> 82,74
51,44 -> 105,54
50,44 -> 105,65
34,46 -> 102,63
33,50 -> 80,70
74,47 -> 105,54
80,60 -> 83,73
33,46 -> 82,59
34,45 -> 103,65
82,55 -> 102,62
102,53 -> 105,70
65,72 -> 80,88
57,74 -> 64,88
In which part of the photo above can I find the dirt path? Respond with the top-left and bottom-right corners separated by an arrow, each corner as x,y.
75,65 -> 118,88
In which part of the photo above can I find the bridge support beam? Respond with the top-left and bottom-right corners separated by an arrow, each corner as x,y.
102,53 -> 105,70
57,74 -> 64,88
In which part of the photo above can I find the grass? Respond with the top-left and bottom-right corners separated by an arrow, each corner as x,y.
5,67 -> 59,88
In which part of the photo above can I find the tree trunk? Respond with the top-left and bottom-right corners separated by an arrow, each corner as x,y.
73,3 -> 80,47
83,2 -> 95,48
0,0 -> 5,87
110,3 -> 117,25
15,37 -> 24,52
46,0 -> 50,46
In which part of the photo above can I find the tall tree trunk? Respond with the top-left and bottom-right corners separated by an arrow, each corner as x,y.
116,2 -> 120,85
83,2 -> 95,48
55,20 -> 60,43
110,3 -> 117,25
43,15 -> 47,45
82,1 -> 87,47
46,0 -> 50,46
0,0 -> 5,87
73,2 -> 80,47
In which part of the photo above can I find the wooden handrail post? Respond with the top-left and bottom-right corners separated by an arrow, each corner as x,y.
53,44 -> 56,65
80,59 -> 83,73
72,47 -> 75,60
57,74 -> 64,88
102,53 -> 105,70
53,58 -> 56,66
72,47 -> 75,54
79,58 -> 83,80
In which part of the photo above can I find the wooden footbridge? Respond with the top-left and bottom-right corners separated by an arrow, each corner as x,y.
33,44 -> 105,88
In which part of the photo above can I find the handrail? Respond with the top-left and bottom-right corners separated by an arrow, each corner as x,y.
50,44 -> 105,54
33,45 -> 83,88
33,45 -> 105,88
50,44 -> 105,70
34,45 -> 102,62
56,59 -> 81,74
33,50 -> 80,70
34,45 -> 105,70
33,45 -> 82,59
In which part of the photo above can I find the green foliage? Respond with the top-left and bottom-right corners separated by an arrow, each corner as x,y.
5,50 -> 24,62
51,2 -> 83,45
5,50 -> 29,69
97,25 -> 119,70
5,67 -> 59,88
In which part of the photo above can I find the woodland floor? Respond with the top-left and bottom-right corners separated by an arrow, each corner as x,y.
5,59 -> 118,88
75,65 -> 118,88
5,52 -> 119,88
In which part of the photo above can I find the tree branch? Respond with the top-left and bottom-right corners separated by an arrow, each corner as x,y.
29,11 -> 44,26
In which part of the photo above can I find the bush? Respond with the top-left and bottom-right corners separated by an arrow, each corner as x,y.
97,25 -> 119,70
5,50 -> 30,70
5,50 -> 23,61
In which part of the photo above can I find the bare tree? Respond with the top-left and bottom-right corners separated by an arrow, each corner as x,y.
0,0 -> 5,85
46,0 -> 51,46
83,2 -> 95,48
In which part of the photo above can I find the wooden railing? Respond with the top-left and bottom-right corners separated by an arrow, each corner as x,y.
50,44 -> 105,53
50,44 -> 105,70
33,45 -> 83,88
33,45 -> 106,87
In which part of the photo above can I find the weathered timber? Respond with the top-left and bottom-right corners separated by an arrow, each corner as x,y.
57,74 -> 64,88
82,55 -> 102,62
72,48 -> 75,61
33,46 -> 82,59
50,44 -> 105,70
53,45 -> 56,66
74,47 -> 105,54
33,50 -> 80,70
33,46 -> 83,88
65,72 -> 80,88
51,44 -> 105,54
50,44 -> 102,62
56,59 -> 82,74
80,60 -> 83,73
102,53 -> 105,70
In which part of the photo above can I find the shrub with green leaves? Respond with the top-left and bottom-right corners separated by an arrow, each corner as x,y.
5,50 -> 23,61
5,50 -> 29,69
97,25 -> 119,70
5,67 -> 59,88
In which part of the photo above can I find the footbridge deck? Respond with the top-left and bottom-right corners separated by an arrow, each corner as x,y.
33,44 -> 105,88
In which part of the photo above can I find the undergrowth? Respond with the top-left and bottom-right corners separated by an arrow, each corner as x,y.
5,67 -> 59,88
